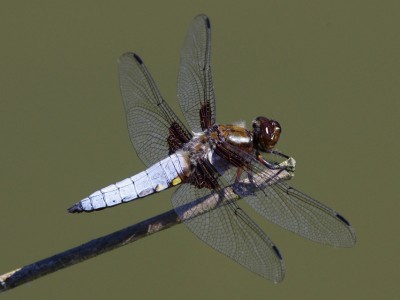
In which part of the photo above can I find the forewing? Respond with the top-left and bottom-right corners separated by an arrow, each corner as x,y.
245,183 -> 356,247
172,182 -> 285,282
177,14 -> 216,132
119,53 -> 191,167
213,142 -> 356,247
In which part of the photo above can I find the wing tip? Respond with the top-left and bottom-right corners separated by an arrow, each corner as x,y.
119,52 -> 143,65
194,14 -> 211,29
119,52 -> 144,65
335,213 -> 350,226
335,213 -> 357,247
132,53 -> 143,64
272,245 -> 283,260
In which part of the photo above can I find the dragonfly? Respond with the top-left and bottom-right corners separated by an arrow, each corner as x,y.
68,14 -> 356,282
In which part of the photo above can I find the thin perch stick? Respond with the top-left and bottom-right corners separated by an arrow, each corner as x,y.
0,209 -> 180,292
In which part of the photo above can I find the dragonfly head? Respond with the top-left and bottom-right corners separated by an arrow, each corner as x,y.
252,116 -> 281,152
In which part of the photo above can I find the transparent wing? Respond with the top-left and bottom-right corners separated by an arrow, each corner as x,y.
245,182 -> 356,247
177,14 -> 216,132
213,142 -> 356,247
119,52 -> 191,167
172,181 -> 285,282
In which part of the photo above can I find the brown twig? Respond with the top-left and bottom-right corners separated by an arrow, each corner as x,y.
0,209 -> 181,293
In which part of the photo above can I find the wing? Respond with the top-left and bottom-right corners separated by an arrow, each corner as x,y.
177,14 -> 216,132
213,142 -> 356,247
119,52 -> 191,167
245,183 -> 356,247
172,183 -> 285,282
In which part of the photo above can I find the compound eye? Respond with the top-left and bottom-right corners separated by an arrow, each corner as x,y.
267,121 -> 281,146
254,117 -> 281,151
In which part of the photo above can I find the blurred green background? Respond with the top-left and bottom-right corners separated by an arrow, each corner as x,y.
1,1 -> 399,299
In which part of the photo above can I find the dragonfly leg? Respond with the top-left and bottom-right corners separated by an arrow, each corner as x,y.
257,154 -> 296,173
267,149 -> 290,160
236,167 -> 244,181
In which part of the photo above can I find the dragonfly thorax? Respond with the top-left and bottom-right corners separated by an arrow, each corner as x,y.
214,124 -> 253,153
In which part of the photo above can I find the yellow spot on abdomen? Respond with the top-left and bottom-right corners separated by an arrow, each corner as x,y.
172,177 -> 182,186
